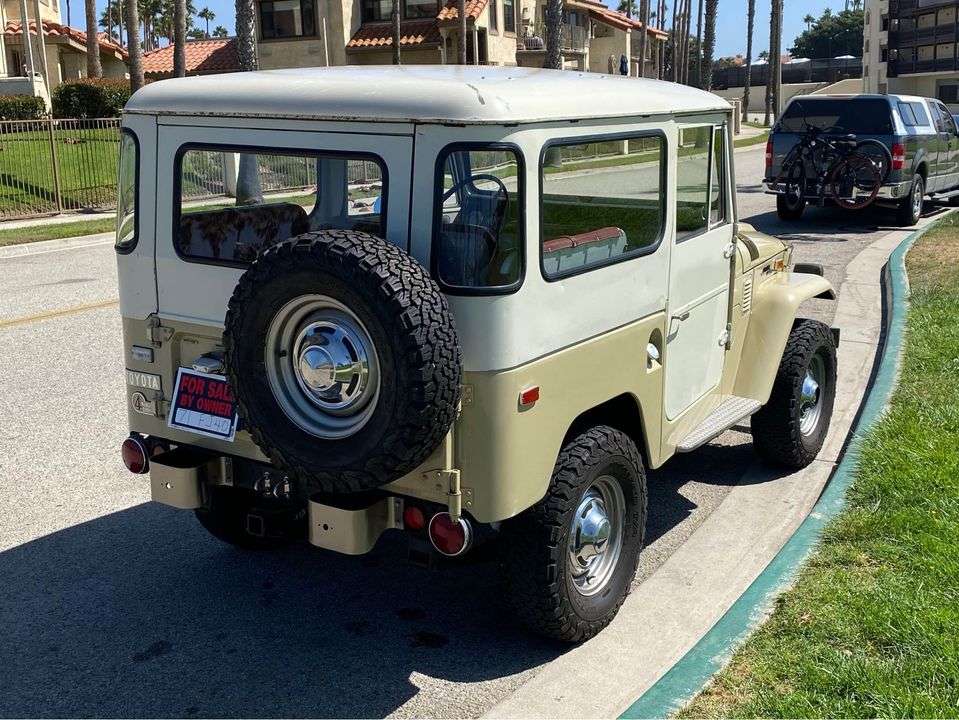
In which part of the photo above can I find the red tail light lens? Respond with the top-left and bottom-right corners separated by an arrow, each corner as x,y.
121,436 -> 149,474
765,140 -> 773,171
428,513 -> 472,557
403,505 -> 427,531
892,143 -> 906,170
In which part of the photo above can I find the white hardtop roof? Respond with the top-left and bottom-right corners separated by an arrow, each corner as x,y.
125,65 -> 730,125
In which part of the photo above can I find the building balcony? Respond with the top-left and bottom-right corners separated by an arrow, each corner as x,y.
889,56 -> 959,76
521,21 -> 588,53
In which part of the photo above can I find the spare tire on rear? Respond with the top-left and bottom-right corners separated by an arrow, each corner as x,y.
223,229 -> 462,495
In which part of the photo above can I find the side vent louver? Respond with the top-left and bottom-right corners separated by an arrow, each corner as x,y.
742,277 -> 753,315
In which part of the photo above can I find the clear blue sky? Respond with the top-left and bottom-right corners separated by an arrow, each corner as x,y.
60,0 -> 846,58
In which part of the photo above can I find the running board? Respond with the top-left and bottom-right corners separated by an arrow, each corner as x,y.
930,188 -> 959,200
676,396 -> 762,453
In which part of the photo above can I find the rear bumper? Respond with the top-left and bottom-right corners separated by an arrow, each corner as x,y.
763,179 -> 912,201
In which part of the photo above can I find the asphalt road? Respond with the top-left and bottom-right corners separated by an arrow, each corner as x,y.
0,142 -> 920,718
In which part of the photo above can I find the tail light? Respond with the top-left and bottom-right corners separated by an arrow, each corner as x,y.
121,435 -> 149,474
765,139 -> 773,171
428,512 -> 473,557
403,505 -> 427,531
892,142 -> 906,170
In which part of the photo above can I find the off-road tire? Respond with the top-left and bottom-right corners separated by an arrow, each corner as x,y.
224,229 -> 462,495
896,173 -> 924,226
776,193 -> 806,221
501,426 -> 647,643
194,486 -> 302,550
751,320 -> 837,469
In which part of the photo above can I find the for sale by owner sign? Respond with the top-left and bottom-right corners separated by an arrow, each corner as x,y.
167,367 -> 239,441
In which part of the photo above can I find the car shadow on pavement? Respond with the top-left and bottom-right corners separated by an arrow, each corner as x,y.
0,504 -> 563,718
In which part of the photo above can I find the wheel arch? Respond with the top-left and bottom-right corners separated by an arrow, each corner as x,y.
732,272 -> 835,405
562,393 -> 652,469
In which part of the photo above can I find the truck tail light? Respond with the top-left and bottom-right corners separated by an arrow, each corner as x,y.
428,513 -> 473,557
121,435 -> 149,474
765,139 -> 773,171
892,143 -> 906,170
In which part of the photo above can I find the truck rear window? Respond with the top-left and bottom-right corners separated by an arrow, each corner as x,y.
175,146 -> 385,265
778,98 -> 893,134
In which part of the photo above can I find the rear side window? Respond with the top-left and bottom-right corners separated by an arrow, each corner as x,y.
115,130 -> 138,253
433,145 -> 523,293
898,102 -> 918,126
175,147 -> 385,265
779,98 -> 894,134
540,135 -> 665,280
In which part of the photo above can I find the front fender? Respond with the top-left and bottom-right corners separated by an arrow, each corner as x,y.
733,272 -> 834,404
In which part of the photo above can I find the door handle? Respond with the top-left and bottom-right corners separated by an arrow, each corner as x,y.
672,311 -> 690,321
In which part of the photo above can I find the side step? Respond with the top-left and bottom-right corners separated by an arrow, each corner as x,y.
676,396 -> 762,453
930,187 -> 959,200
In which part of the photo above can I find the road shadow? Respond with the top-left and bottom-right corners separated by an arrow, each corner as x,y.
0,438 -> 783,719
0,504 -> 562,718
745,201 -> 951,241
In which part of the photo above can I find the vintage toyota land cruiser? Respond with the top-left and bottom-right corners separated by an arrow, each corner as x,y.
117,66 -> 837,642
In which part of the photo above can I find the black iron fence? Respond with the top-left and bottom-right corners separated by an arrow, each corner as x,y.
711,57 -> 863,91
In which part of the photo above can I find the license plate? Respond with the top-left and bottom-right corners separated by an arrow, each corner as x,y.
167,367 -> 238,442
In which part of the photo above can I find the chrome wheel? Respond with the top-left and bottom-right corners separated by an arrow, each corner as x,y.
912,177 -> 924,219
568,475 -> 625,597
799,352 -> 825,437
265,294 -> 380,439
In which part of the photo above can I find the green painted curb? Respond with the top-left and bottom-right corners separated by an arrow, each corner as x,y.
620,215 -> 950,720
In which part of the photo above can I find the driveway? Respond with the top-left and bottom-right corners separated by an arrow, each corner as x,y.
0,141 -> 923,718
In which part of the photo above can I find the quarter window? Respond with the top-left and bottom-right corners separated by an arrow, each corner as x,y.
259,0 -> 316,38
176,147 -> 385,265
540,135 -> 665,279
433,146 -> 523,292
709,127 -> 727,226
115,130 -> 138,252
676,126 -> 711,241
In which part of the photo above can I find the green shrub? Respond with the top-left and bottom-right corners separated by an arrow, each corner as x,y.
51,78 -> 132,119
0,94 -> 48,120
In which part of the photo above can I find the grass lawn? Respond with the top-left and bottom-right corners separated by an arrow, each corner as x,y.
0,126 -> 119,217
680,216 -> 959,718
0,217 -> 115,247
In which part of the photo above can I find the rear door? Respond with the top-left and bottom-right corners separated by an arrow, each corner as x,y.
664,119 -> 734,420
154,119 -> 413,324
932,100 -> 959,189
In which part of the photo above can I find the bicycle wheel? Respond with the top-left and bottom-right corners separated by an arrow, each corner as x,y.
777,152 -> 806,209
854,138 -> 893,182
827,154 -> 881,210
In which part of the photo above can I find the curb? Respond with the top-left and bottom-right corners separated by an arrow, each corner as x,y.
618,214 -> 949,719
0,232 -> 114,260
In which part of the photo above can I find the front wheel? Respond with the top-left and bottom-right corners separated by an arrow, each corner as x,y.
751,320 -> 837,469
501,426 -> 647,643
896,173 -> 925,226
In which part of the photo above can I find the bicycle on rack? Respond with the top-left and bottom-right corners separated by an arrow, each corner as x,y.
774,124 -> 892,218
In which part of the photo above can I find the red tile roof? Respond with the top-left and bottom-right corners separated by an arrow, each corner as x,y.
346,19 -> 442,50
437,0 -> 489,22
4,19 -> 127,57
141,37 -> 239,76
567,0 -> 668,37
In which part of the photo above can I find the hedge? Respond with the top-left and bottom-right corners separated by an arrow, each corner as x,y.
0,94 -> 48,120
51,78 -> 132,119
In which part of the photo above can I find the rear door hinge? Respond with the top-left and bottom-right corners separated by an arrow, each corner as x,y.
147,315 -> 174,347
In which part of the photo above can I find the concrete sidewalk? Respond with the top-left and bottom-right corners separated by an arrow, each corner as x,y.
484,215 -> 938,719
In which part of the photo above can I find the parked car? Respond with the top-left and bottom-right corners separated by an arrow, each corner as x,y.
765,94 -> 959,225
116,67 -> 838,642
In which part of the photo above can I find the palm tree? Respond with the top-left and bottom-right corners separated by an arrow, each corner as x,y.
459,0 -> 467,63
212,24 -> 228,36
765,0 -> 782,125
670,0 -> 679,81
637,0 -> 650,77
700,0 -> 716,90
173,0 -> 186,76
391,0 -> 401,64
545,0 -> 562,69
234,0 -> 262,205
198,6 -> 214,37
125,0 -> 144,91
741,0 -> 755,122
85,0 -> 103,77
803,13 -> 814,31
618,0 -> 637,16
693,0 -> 703,86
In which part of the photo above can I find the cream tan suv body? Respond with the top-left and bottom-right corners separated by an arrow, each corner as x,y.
116,66 -> 838,642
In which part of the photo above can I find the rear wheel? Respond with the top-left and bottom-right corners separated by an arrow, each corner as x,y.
501,426 -> 647,643
751,320 -> 837,469
896,173 -> 925,226
776,160 -> 806,220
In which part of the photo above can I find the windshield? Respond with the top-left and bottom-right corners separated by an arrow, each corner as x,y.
778,98 -> 894,134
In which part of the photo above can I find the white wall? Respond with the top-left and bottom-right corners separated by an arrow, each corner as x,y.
715,82 -> 827,112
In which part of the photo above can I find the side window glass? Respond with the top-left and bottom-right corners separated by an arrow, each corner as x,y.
115,130 -> 138,252
898,102 -> 917,126
676,126 -> 711,241
433,146 -> 523,291
911,102 -> 930,126
540,136 -> 665,279
176,148 -> 385,264
709,126 -> 727,227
